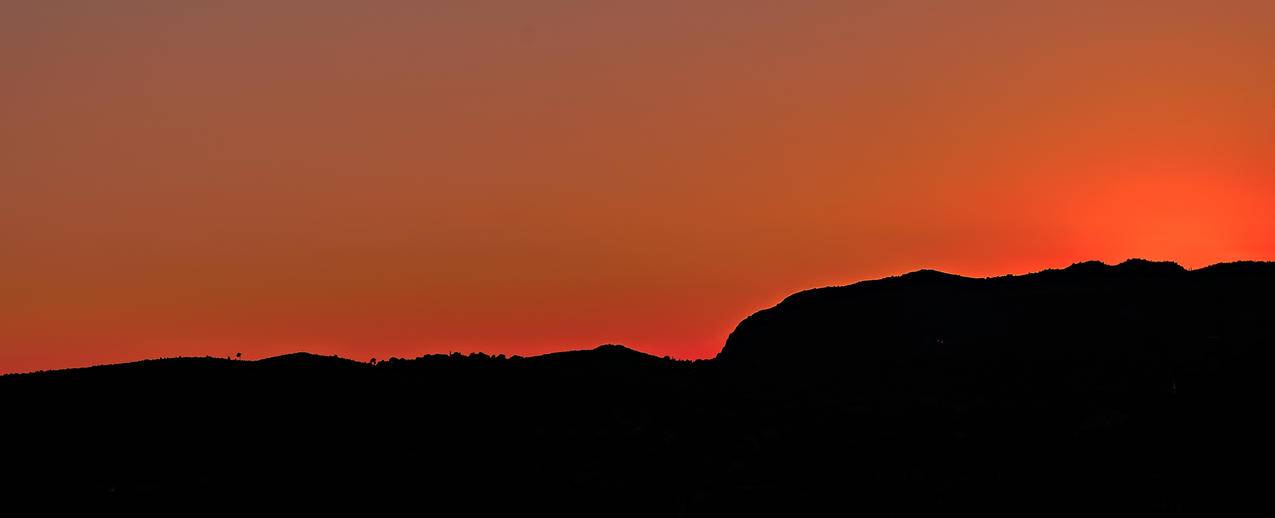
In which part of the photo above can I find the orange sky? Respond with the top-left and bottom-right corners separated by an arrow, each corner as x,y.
3,1 -> 1274,373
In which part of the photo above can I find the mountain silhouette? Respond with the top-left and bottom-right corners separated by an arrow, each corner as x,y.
721,258 -> 1271,376
3,260 -> 1273,513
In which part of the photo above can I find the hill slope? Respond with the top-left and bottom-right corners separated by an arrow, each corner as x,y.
3,260 -> 1273,513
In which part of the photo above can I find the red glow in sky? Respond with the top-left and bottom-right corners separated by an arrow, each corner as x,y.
3,1 -> 1274,373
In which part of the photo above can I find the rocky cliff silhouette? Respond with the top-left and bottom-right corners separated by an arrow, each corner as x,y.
3,260 -> 1272,513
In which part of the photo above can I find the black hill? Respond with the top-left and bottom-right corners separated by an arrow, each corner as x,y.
3,260 -> 1273,513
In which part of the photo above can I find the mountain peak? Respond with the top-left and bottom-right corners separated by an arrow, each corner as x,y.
1063,260 -> 1110,273
898,269 -> 966,282
1114,258 -> 1186,273
1061,259 -> 1185,275
531,343 -> 658,361
255,352 -> 363,368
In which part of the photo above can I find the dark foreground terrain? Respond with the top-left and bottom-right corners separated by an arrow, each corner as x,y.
4,260 -> 1274,513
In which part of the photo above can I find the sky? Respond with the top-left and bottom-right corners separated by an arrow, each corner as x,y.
3,0 -> 1274,373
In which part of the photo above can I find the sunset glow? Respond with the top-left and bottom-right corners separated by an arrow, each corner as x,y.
3,1 -> 1274,373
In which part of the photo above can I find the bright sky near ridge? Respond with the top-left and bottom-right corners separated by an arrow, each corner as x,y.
3,1 -> 1274,373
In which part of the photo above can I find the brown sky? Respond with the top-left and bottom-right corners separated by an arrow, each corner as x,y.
4,1 -> 1274,373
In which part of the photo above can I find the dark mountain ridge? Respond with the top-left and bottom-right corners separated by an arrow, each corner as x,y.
4,260 -> 1273,513
722,259 -> 1272,368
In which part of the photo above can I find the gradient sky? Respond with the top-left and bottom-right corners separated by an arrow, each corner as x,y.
4,1 -> 1274,373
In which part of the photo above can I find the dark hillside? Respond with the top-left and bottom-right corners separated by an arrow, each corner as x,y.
4,261 -> 1273,513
